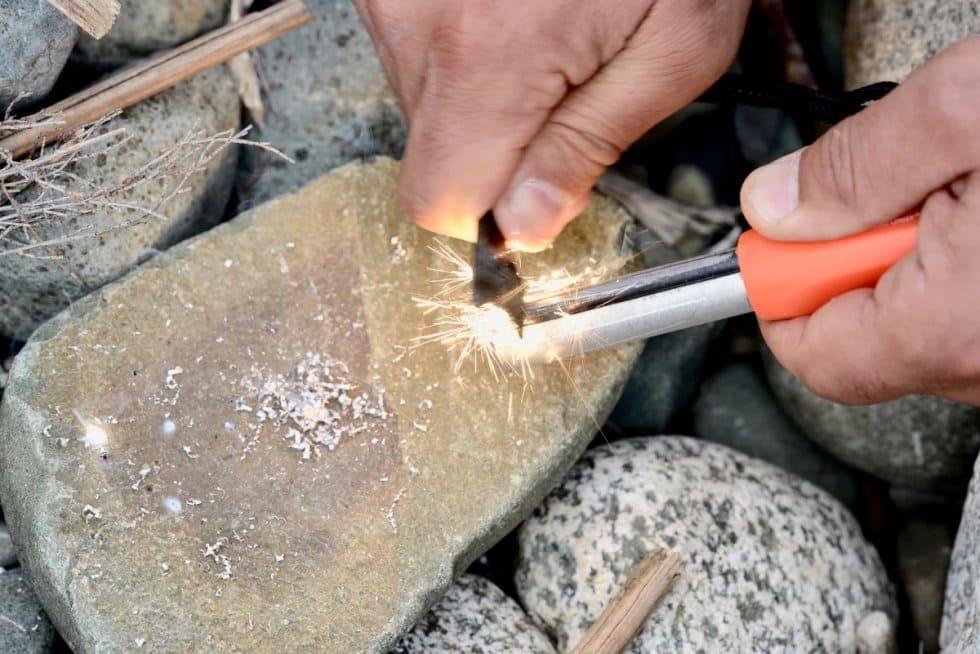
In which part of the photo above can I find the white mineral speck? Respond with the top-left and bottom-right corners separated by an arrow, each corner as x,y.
163,497 -> 182,514
162,420 -> 176,436
224,259 -> 233,268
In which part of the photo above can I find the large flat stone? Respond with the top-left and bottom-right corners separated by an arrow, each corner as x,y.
0,157 -> 640,653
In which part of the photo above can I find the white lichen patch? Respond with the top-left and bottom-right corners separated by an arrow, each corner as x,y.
237,352 -> 390,461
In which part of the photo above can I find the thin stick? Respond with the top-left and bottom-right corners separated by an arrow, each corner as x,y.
569,548 -> 682,654
47,0 -> 121,39
0,0 -> 313,159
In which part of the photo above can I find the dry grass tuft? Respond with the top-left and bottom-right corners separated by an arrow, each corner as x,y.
0,105 -> 288,260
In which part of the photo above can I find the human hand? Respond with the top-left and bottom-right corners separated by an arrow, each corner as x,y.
740,37 -> 980,406
353,0 -> 751,251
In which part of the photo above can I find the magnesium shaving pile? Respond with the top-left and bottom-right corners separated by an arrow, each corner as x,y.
237,352 -> 389,460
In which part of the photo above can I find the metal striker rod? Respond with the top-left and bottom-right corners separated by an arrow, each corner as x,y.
521,249 -> 741,325
496,272 -> 753,364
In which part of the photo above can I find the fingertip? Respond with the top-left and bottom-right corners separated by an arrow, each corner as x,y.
398,174 -> 480,242
740,150 -> 801,237
494,179 -> 568,246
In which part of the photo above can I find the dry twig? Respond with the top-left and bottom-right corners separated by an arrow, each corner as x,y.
569,548 -> 682,654
596,169 -> 740,251
228,0 -> 266,124
0,0 -> 313,158
0,111 -> 290,259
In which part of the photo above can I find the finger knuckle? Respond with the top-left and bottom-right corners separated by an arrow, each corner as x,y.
921,50 -> 980,145
546,119 -> 622,182
807,119 -> 863,206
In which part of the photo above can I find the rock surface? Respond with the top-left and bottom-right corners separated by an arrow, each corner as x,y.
516,437 -> 895,653
0,0 -> 78,112
609,323 -> 722,433
0,68 -> 239,340
244,0 -> 406,205
856,611 -> 895,654
74,0 -> 227,65
692,362 -> 862,511
942,456 -> 980,650
0,569 -> 56,654
763,351 -> 980,490
0,524 -> 17,568
897,519 -> 952,652
390,574 -> 555,654
0,158 -> 641,653
844,1 -> 980,88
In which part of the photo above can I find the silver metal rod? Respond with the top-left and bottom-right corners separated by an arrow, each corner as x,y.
494,272 -> 752,364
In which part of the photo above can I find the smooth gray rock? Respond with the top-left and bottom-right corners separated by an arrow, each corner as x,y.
390,574 -> 555,654
0,68 -> 239,340
942,456 -> 980,650
897,519 -> 952,653
844,1 -> 980,88
516,436 -> 896,653
0,158 -> 640,653
243,0 -> 406,206
74,0 -> 227,65
763,350 -> 980,490
609,323 -> 723,433
0,0 -> 78,112
692,362 -> 862,511
0,524 -> 16,568
0,569 -> 56,654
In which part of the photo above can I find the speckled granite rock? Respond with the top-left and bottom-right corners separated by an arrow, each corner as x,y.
856,611 -> 895,654
243,0 -> 405,206
844,1 -> 979,88
390,574 -> 555,654
897,519 -> 952,653
516,437 -> 895,653
763,350 -> 980,490
74,0 -> 226,65
0,0 -> 77,112
692,362 -> 862,511
0,68 -> 239,340
941,456 -> 980,650
0,524 -> 17,568
0,569 -> 56,654
609,323 -> 722,433
0,158 -> 640,653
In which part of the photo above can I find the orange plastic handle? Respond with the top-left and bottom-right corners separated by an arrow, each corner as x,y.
735,216 -> 919,321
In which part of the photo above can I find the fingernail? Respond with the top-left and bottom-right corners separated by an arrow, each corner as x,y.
496,179 -> 566,251
742,151 -> 801,225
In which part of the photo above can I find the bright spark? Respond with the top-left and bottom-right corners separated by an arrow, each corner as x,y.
412,241 -> 628,381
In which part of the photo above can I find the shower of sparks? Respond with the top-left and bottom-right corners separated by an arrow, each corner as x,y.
413,298 -> 536,382
412,240 -> 632,381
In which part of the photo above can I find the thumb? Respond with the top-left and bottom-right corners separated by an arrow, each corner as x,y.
740,37 -> 980,241
494,1 -> 748,251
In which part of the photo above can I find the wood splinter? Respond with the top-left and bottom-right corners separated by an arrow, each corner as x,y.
47,0 -> 121,40
569,548 -> 683,654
